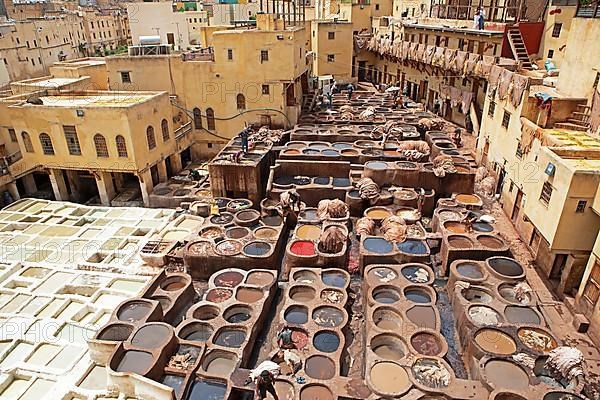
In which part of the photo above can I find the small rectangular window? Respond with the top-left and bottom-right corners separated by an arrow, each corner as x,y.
515,142 -> 523,159
262,85 -> 270,95
540,181 -> 553,206
227,49 -> 233,60
576,200 -> 587,213
327,54 -> 335,62
552,23 -> 562,38
120,71 -> 131,83
502,110 -> 511,128
260,50 -> 269,62
488,100 -> 496,118
63,125 -> 82,155
328,31 -> 335,39
8,128 -> 16,143
375,3 -> 379,10
548,49 -> 554,58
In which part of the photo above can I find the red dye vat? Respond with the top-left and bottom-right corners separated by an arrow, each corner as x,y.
290,241 -> 315,256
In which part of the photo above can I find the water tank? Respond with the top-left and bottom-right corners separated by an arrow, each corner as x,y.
139,35 -> 161,46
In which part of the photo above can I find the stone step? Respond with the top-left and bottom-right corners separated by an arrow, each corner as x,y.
555,122 -> 590,132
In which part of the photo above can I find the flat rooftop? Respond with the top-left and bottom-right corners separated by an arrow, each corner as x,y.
3,91 -> 165,108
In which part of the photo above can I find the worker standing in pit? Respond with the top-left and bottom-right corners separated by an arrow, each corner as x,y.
239,126 -> 250,153
256,370 -> 279,400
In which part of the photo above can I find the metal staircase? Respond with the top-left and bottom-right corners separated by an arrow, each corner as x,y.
507,26 -> 533,70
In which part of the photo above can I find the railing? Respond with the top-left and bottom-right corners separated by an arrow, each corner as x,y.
430,2 -> 522,22
174,122 -> 192,140
576,2 -> 600,18
182,48 -> 215,62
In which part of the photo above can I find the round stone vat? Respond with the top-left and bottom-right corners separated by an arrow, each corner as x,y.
305,355 -> 336,379
365,206 -> 392,220
235,209 -> 260,223
253,227 -> 279,240
456,261 -> 485,280
300,385 -> 334,400
404,287 -> 432,304
368,266 -> 397,283
505,306 -> 542,325
206,288 -> 233,303
477,235 -> 505,249
370,361 -> 411,395
321,289 -> 344,305
215,240 -> 242,256
373,307 -> 402,330
213,328 -> 247,348
410,331 -> 444,356
313,330 -> 340,353
289,285 -> 316,302
209,212 -> 234,225
293,270 -> 318,284
444,221 -> 469,233
473,222 -> 494,232
397,239 -> 429,255
372,286 -> 401,304
202,350 -> 237,376
468,305 -> 502,326
131,323 -> 172,349
474,328 -> 517,355
321,270 -> 347,288
462,287 -> 494,303
179,321 -> 214,342
455,193 -> 482,206
517,327 -> 558,353
484,359 -> 530,390
447,235 -> 475,249
243,241 -> 272,257
116,300 -> 152,323
225,227 -> 250,240
284,305 -> 309,324
401,264 -> 432,284
498,283 -> 532,304
363,237 -> 394,254
406,305 -> 437,329
213,271 -> 244,288
492,392 -> 527,400
160,275 -> 189,292
290,240 -> 316,256
487,257 -> 525,279
114,350 -> 153,375
261,215 -> 283,226
192,305 -> 220,320
411,358 -> 452,389
223,305 -> 252,323
97,323 -> 133,341
371,334 -> 406,360
199,226 -> 225,239
298,208 -> 319,222
236,286 -> 263,303
245,271 -> 274,287
312,306 -> 344,328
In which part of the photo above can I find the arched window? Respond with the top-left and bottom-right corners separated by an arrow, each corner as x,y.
193,107 -> 202,129
93,134 -> 109,157
146,125 -> 156,150
116,135 -> 128,157
206,108 -> 215,130
161,119 -> 169,141
236,94 -> 246,110
39,133 -> 54,155
21,131 -> 33,153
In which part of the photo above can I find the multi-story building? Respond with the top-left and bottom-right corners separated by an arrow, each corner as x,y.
0,14 -> 87,84
80,8 -> 130,55
475,5 -> 600,304
311,19 -> 353,82
0,12 -> 310,206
